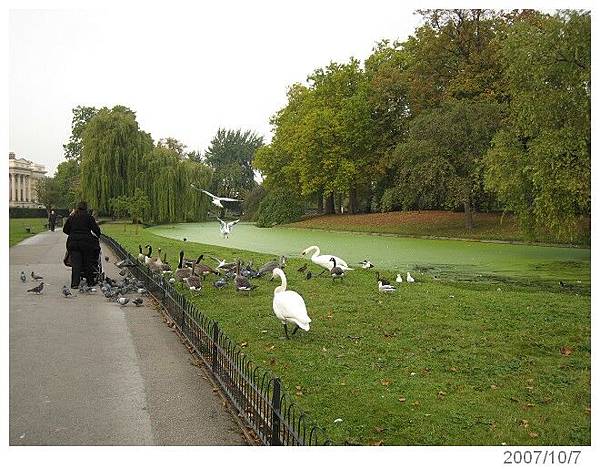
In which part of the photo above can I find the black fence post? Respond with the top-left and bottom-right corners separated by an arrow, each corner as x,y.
271,378 -> 282,446
212,322 -> 219,373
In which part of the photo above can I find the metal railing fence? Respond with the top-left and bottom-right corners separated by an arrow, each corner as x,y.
101,234 -> 331,446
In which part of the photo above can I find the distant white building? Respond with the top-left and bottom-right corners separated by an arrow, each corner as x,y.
8,152 -> 47,208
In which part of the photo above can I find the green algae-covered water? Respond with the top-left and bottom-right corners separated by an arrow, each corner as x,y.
149,222 -> 589,288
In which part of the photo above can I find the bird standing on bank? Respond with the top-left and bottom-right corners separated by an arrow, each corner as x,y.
359,260 -> 374,269
378,281 -> 396,293
132,297 -> 143,307
20,271 -> 26,282
62,286 -> 73,298
271,268 -> 311,339
329,257 -> 345,281
27,282 -> 44,294
396,273 -> 403,283
406,272 -> 415,283
31,271 -> 43,281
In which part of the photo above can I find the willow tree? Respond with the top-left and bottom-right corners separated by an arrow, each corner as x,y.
80,106 -> 153,214
138,146 -> 212,223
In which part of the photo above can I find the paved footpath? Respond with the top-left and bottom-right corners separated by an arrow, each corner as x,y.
9,230 -> 246,445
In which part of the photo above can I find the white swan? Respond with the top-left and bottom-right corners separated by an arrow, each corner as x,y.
217,217 -> 240,238
271,268 -> 311,338
301,246 -> 353,271
191,185 -> 242,208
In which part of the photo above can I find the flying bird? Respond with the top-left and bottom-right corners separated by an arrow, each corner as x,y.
27,282 -> 44,294
190,185 -> 242,208
217,217 -> 240,239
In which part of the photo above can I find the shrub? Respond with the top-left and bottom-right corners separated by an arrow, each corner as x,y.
379,186 -> 404,212
255,189 -> 304,227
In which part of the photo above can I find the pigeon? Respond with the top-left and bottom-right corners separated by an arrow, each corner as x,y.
118,269 -> 128,277
137,288 -> 148,295
20,271 -> 26,282
305,271 -> 313,280
168,277 -> 176,284
62,286 -> 73,298
31,271 -> 43,280
297,263 -> 308,273
115,259 -> 135,268
104,256 -> 109,262
406,272 -> 415,283
27,282 -> 44,294
213,277 -> 227,289
132,297 -> 143,307
116,297 -> 129,306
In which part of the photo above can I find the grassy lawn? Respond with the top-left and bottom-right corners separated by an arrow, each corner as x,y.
9,218 -> 48,246
286,211 -> 591,246
102,222 -> 591,445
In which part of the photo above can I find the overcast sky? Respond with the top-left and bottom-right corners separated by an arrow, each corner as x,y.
9,2 -> 423,175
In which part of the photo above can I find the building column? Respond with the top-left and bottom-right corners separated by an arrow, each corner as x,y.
26,176 -> 30,202
10,173 -> 15,201
19,175 -> 23,202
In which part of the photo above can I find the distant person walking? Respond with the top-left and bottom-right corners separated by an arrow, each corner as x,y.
63,201 -> 101,288
48,210 -> 57,232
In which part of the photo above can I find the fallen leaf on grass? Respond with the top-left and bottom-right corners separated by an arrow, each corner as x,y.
560,346 -> 573,356
374,426 -> 384,433
519,419 -> 529,428
269,358 -> 276,366
437,391 -> 446,399
267,345 -> 275,351
295,391 -> 303,396
334,418 -> 343,423
381,379 -> 391,386
410,372 -> 416,377
240,342 -> 248,348
322,347 -> 328,352
369,440 -> 384,446
490,384 -> 498,390
450,366 -> 458,372
528,432 -> 538,438
412,400 -> 421,407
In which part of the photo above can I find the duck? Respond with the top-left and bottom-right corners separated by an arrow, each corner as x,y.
174,251 -> 192,281
406,272 -> 415,283
376,271 -> 390,286
271,268 -> 311,339
329,257 -> 345,281
301,245 -> 352,271
235,260 -> 257,294
359,260 -> 374,269
378,281 -> 396,293
396,273 -> 403,283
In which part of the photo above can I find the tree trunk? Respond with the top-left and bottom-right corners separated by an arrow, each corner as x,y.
464,200 -> 474,230
317,190 -> 324,213
349,187 -> 358,214
324,193 -> 335,214
336,193 -> 343,214
365,184 -> 372,213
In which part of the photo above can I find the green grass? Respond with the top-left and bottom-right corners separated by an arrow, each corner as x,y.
102,223 -> 591,446
9,218 -> 48,246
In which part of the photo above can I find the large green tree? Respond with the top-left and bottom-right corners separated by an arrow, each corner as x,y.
63,106 -> 99,161
53,159 -> 81,209
204,128 -> 263,198
34,177 -> 60,213
80,106 -> 153,213
393,99 -> 502,228
484,10 -> 590,241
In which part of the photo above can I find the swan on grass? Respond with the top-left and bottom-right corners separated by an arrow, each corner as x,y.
301,246 -> 352,271
271,268 -> 311,339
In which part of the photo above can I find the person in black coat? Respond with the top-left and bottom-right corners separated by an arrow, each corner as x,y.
63,201 -> 101,288
48,210 -> 57,232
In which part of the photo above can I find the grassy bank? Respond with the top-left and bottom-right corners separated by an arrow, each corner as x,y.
285,211 -> 590,246
9,218 -> 48,246
102,223 -> 590,445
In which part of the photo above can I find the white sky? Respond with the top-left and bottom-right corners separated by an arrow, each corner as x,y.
9,2 -> 423,175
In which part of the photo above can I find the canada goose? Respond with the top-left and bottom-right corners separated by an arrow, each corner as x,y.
378,281 -> 396,293
376,271 -> 390,286
235,260 -> 257,294
271,268 -> 311,339
194,255 -> 219,278
301,246 -> 352,271
137,245 -> 145,263
258,256 -> 287,277
174,251 -> 192,281
185,260 -> 202,291
329,257 -> 345,281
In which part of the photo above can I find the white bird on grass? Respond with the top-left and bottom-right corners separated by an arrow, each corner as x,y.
301,246 -> 352,272
378,281 -> 396,293
406,272 -> 415,283
217,217 -> 240,239
359,260 -> 374,269
271,268 -> 311,339
396,273 -> 403,283
191,185 -> 242,208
